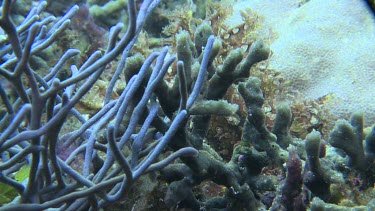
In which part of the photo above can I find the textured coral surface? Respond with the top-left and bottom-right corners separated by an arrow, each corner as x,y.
240,0 -> 375,125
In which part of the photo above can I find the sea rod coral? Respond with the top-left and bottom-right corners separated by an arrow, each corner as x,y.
0,0 -> 210,210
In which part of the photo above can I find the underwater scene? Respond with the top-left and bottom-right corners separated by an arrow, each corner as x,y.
0,0 -> 375,210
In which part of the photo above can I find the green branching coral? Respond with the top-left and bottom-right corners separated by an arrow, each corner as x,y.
329,112 -> 375,189
272,102 -> 293,149
330,112 -> 367,171
304,130 -> 331,202
239,77 -> 288,166
89,0 -> 127,27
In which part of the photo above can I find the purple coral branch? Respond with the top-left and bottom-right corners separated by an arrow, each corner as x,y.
0,0 -> 203,209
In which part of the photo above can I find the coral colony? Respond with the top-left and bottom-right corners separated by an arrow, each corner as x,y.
0,0 -> 374,210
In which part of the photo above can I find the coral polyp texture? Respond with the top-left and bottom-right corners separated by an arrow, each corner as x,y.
245,0 -> 375,125
0,0 -> 374,210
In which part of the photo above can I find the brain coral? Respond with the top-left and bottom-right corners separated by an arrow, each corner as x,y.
235,0 -> 375,125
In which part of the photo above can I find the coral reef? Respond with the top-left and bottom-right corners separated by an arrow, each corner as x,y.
0,0 -> 374,210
